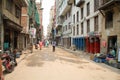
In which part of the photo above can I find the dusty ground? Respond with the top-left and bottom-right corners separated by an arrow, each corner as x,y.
4,46 -> 120,80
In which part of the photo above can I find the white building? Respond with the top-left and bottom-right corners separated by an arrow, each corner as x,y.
47,6 -> 55,40
56,0 -> 102,53
56,0 -> 74,48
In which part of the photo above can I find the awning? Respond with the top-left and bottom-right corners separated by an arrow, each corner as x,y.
88,31 -> 101,37
4,19 -> 23,31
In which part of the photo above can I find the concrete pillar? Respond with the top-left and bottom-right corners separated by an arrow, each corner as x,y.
0,18 -> 4,51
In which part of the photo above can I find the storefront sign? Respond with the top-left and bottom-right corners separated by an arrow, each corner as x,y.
29,28 -> 36,38
102,41 -> 106,47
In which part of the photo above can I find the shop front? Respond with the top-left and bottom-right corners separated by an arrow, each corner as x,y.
72,37 -> 85,51
107,35 -> 117,54
63,37 -> 71,49
87,31 -> 101,54
3,19 -> 22,51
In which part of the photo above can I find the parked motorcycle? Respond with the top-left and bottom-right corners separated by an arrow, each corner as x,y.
1,51 -> 16,73
0,50 -> 4,80
35,44 -> 39,49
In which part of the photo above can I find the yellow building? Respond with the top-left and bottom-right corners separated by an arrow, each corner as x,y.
99,0 -> 120,58
0,0 -> 26,51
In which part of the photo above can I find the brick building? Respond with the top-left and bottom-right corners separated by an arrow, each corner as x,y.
36,1 -> 43,41
20,0 -> 30,50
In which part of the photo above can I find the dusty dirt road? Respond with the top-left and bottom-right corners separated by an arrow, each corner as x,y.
4,46 -> 120,80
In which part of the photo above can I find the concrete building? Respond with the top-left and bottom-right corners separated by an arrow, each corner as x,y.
36,1 -> 43,41
55,0 -> 63,46
56,0 -> 102,53
28,0 -> 40,48
98,0 -> 120,59
72,0 -> 102,54
20,0 -> 30,50
47,6 -> 55,41
0,0 -> 27,51
56,0 -> 74,48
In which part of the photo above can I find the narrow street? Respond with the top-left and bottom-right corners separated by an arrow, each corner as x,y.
4,46 -> 120,80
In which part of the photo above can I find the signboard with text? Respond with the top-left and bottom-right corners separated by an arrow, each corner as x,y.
29,28 -> 36,38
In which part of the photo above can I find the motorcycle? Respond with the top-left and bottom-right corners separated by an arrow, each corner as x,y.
1,51 -> 16,73
35,44 -> 39,49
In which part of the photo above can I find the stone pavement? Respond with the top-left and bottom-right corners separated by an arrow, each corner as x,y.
60,46 -> 120,74
3,46 -> 120,74
5,46 -> 120,80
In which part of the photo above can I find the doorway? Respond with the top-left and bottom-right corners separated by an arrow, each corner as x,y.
108,35 -> 117,54
14,31 -> 18,49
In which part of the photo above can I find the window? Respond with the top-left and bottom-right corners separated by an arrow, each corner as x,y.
74,0 -> 76,6
15,5 -> 21,18
66,25 -> 67,31
73,26 -> 75,36
73,14 -> 75,23
65,14 -> 67,20
77,11 -> 79,22
81,7 -> 84,19
77,24 -> 79,35
81,22 -> 83,34
6,0 -> 13,13
87,2 -> 90,16
63,27 -> 64,32
105,11 -> 113,29
68,22 -> 71,29
94,0 -> 99,12
68,9 -> 71,17
94,16 -> 98,31
87,20 -> 90,33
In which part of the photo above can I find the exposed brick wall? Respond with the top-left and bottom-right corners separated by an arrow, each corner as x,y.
21,7 -> 28,33
22,7 -> 27,14
21,16 -> 27,28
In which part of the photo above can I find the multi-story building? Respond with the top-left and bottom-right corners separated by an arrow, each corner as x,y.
36,0 -> 43,41
0,0 -> 27,51
20,0 -> 40,51
0,0 -> 40,52
28,0 -> 40,46
56,0 -> 73,48
98,0 -> 120,58
56,0 -> 102,53
55,0 -> 63,46
72,0 -> 102,54
47,6 -> 55,41
20,0 -> 30,50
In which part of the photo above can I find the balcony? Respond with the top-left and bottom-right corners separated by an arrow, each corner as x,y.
56,31 -> 62,37
59,0 -> 71,16
56,16 -> 64,28
76,0 -> 85,7
99,0 -> 120,10
68,0 -> 74,5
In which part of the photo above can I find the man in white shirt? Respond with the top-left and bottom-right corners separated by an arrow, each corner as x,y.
52,40 -> 56,52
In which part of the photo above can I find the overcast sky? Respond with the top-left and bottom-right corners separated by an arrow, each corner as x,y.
36,0 -> 55,37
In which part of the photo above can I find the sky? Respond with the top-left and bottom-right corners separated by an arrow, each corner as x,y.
36,0 -> 55,37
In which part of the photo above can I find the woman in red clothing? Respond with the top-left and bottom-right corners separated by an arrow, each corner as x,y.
39,41 -> 43,50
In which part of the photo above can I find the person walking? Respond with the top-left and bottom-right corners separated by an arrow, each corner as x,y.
52,40 -> 56,52
39,40 -> 43,50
